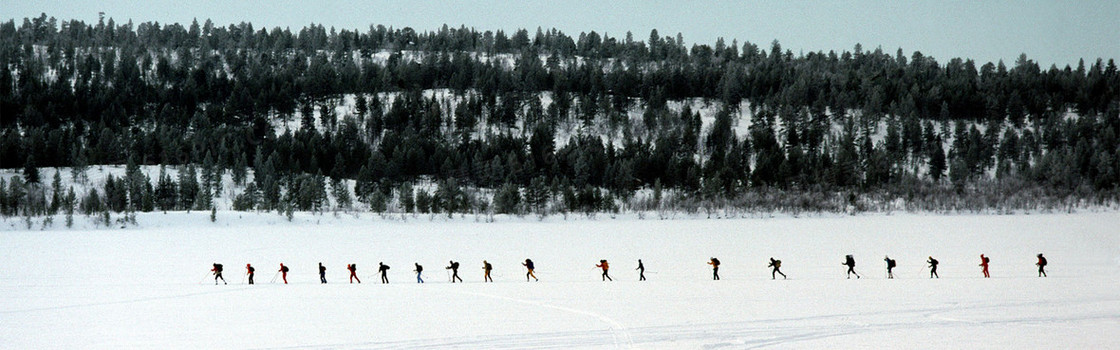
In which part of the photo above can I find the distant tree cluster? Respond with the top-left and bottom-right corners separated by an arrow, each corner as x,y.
1,14 -> 1118,218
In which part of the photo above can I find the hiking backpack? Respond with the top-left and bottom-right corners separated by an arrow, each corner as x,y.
281,266 -> 289,273
214,264 -> 223,272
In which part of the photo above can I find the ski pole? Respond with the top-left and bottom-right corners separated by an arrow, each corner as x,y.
241,273 -> 248,284
270,271 -> 280,284
446,269 -> 451,282
199,271 -> 211,284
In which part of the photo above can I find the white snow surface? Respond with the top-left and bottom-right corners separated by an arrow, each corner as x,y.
2,212 -> 1119,349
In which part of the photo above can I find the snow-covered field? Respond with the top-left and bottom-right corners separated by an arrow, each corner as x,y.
2,212 -> 1119,349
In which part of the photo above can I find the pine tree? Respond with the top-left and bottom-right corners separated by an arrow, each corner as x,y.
179,165 -> 198,210
398,183 -> 415,214
23,155 -> 39,184
493,183 -> 522,214
49,169 -> 62,215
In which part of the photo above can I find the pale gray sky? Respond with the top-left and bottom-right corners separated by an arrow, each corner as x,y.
4,0 -> 1117,67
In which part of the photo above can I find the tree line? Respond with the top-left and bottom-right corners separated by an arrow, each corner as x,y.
1,14 -> 1118,219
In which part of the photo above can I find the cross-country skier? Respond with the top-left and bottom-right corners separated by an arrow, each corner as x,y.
1036,254 -> 1047,277
596,260 -> 612,281
414,263 -> 424,283
246,264 -> 255,284
979,254 -> 990,278
211,263 -> 226,285
279,263 -> 289,284
768,257 -> 786,279
482,260 -> 493,282
446,261 -> 462,283
348,263 -> 361,283
379,262 -> 390,283
884,256 -> 896,279
843,255 -> 860,279
927,256 -> 940,278
708,257 -> 721,280
319,262 -> 327,284
523,259 -> 538,281
636,259 -> 646,281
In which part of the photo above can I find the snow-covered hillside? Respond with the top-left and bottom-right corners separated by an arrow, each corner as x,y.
2,212 -> 1118,348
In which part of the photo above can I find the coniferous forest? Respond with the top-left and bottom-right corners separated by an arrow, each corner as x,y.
1,14 -> 1119,220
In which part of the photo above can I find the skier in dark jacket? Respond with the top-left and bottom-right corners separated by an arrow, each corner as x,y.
211,263 -> 226,285
927,256 -> 940,278
768,257 -> 786,279
246,264 -> 255,284
379,262 -> 390,283
1036,254 -> 1047,277
979,254 -> 990,278
596,260 -> 612,281
708,258 -> 721,280
446,261 -> 462,283
348,263 -> 361,283
482,260 -> 493,282
279,263 -> 289,284
523,259 -> 538,281
884,256 -> 896,279
636,259 -> 646,281
319,262 -> 327,284
843,255 -> 860,279
414,263 -> 424,283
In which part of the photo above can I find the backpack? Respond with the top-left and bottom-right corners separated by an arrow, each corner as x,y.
214,264 -> 223,272
711,258 -> 720,266
281,266 -> 289,273
416,265 -> 423,273
887,259 -> 896,269
451,262 -> 459,269
1039,257 -> 1047,266
774,260 -> 781,268
846,255 -> 855,266
349,264 -> 356,271
983,257 -> 990,264
248,266 -> 255,273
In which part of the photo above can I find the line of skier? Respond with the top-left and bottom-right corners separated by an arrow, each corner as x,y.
209,253 -> 1049,285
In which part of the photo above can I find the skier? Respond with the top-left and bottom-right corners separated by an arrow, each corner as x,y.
279,263 -> 289,284
482,260 -> 493,282
768,257 -> 786,279
348,263 -> 361,283
1036,253 -> 1047,277
843,255 -> 860,279
446,260 -> 463,283
708,257 -> 721,280
414,263 -> 424,283
596,260 -> 613,281
979,254 -> 990,278
927,256 -> 940,278
319,262 -> 327,284
636,259 -> 646,281
884,256 -> 896,279
379,262 -> 390,283
211,263 -> 226,285
523,259 -> 538,281
246,264 -> 255,284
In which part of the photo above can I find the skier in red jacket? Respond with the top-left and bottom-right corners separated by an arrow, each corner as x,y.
348,264 -> 361,283
246,264 -> 255,284
596,260 -> 612,281
979,254 -> 990,278
279,263 -> 289,284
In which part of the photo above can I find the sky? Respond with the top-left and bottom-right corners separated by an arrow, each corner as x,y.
3,1 -> 1117,67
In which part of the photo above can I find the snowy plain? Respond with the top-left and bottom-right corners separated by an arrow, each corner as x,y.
2,211 -> 1119,349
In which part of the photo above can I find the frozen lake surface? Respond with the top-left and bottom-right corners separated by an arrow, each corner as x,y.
2,211 -> 1118,348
